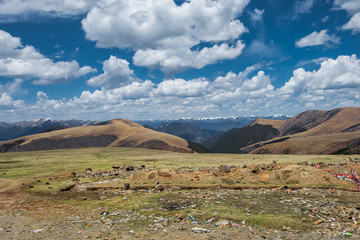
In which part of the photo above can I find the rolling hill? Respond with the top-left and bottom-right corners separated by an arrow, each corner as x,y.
0,119 -> 205,153
205,107 -> 360,154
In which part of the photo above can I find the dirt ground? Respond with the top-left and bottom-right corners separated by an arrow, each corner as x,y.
1,160 -> 360,239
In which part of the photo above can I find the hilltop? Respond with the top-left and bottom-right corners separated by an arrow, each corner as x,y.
0,119 -> 204,153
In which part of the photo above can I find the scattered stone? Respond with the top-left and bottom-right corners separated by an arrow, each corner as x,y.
314,219 -> 323,225
219,165 -> 231,173
154,185 -> 165,191
124,183 -> 131,190
216,220 -> 229,226
125,166 -> 134,171
192,227 -> 211,233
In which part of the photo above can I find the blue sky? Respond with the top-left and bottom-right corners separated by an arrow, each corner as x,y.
0,0 -> 359,122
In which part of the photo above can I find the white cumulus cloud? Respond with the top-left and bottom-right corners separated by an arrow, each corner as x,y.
4,54 -> 360,121
0,0 -> 98,20
133,41 -> 245,76
295,30 -> 340,48
82,0 -> 249,75
87,56 -> 136,89
0,30 -> 95,85
342,12 -> 360,33
334,0 -> 360,34
279,54 -> 360,95
154,78 -> 209,98
0,93 -> 24,110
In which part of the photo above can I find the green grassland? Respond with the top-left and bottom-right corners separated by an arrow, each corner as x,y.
0,147 -> 355,191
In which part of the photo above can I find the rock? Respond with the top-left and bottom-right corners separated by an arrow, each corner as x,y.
192,228 -> 211,233
125,166 -> 134,171
314,219 -> 323,225
112,165 -> 120,169
216,220 -> 229,226
154,185 -> 165,191
219,165 -> 231,173
124,183 -> 131,190
158,170 -> 172,177
252,165 -> 260,173
129,230 -> 135,234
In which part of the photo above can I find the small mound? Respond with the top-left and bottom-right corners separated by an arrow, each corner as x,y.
130,169 -> 182,183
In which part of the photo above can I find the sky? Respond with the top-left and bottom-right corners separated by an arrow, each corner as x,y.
0,0 -> 360,122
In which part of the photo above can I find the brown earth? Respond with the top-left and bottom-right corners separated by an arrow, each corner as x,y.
86,161 -> 360,192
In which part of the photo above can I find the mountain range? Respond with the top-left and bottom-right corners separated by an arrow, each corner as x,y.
0,118 -> 97,141
0,108 -> 359,155
0,115 -> 288,143
137,115 -> 288,143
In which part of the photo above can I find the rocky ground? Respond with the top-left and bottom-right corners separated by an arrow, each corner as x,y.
1,187 -> 359,239
1,159 -> 360,239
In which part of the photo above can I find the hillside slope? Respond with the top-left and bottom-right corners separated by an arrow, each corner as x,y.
152,121 -> 223,143
0,119 -> 201,153
206,107 -> 360,154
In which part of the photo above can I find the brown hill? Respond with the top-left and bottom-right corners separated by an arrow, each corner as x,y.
208,107 -> 360,154
249,107 -> 360,136
0,119 -> 203,153
245,107 -> 360,154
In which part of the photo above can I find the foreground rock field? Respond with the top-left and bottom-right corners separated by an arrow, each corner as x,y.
1,157 -> 360,239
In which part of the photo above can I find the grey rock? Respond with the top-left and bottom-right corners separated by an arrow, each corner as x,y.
192,228 -> 211,233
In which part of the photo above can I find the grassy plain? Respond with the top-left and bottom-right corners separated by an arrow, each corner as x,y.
0,147 -> 353,179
